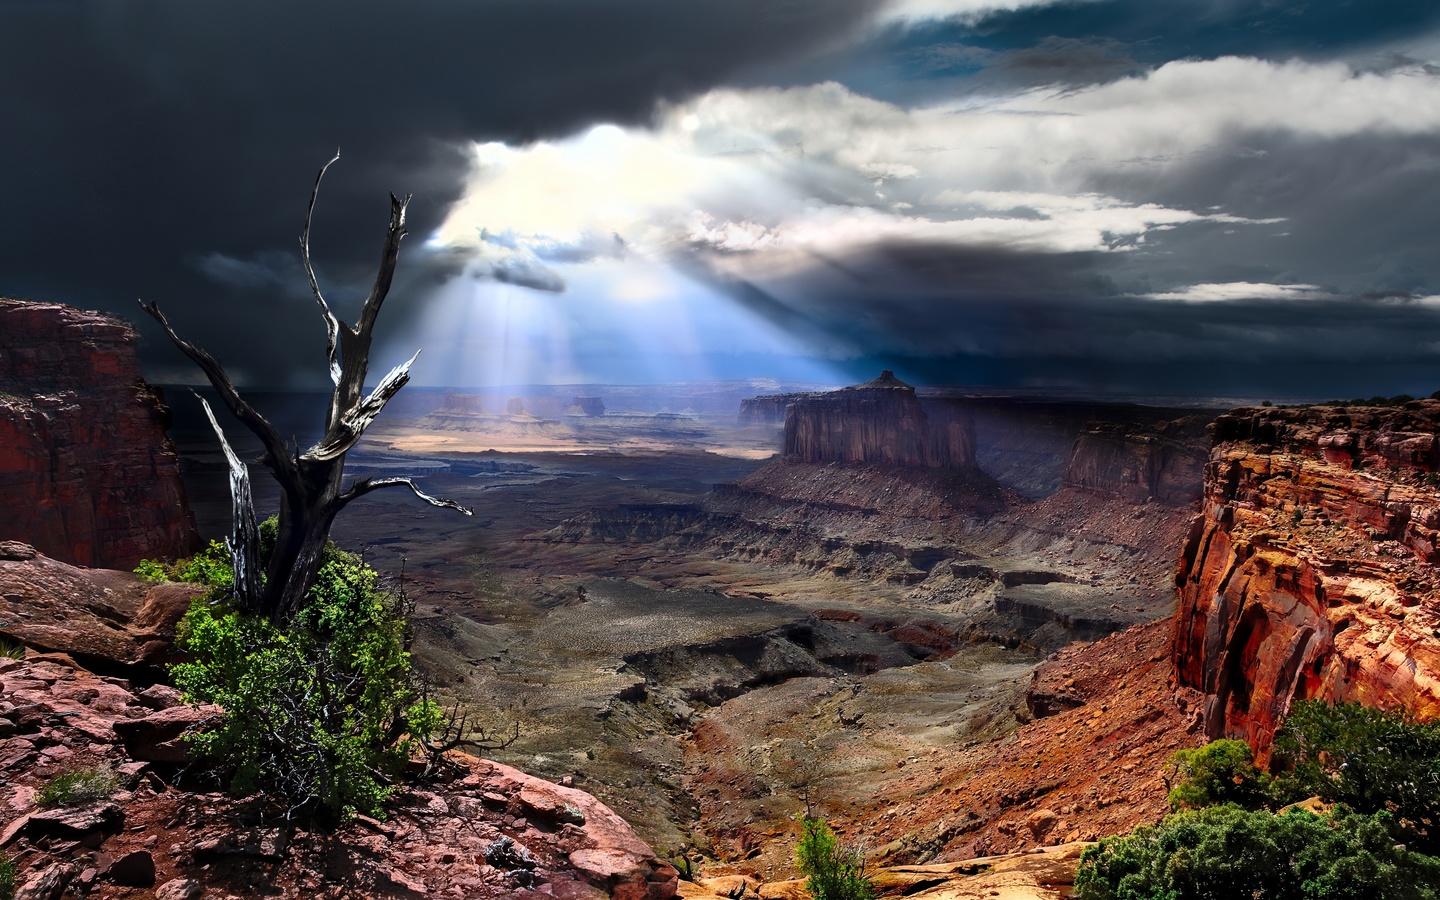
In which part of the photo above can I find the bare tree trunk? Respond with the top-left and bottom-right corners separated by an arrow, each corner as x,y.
141,153 -> 470,623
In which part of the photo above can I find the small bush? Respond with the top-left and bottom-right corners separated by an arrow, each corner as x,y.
1074,805 -> 1440,900
795,817 -> 874,900
0,852 -> 15,900
1166,739 -> 1271,811
0,638 -> 23,660
171,530 -> 442,823
37,765 -> 118,807
1272,700 -> 1440,852
134,539 -> 233,590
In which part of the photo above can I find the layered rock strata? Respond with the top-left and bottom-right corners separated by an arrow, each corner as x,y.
1174,403 -> 1440,755
0,299 -> 198,568
782,372 -> 977,469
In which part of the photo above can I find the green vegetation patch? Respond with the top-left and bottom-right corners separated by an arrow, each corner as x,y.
1080,701 -> 1440,899
0,851 -> 15,900
169,520 -> 444,823
1074,805 -> 1440,900
37,764 -> 118,807
796,817 -> 875,900
134,538 -> 233,589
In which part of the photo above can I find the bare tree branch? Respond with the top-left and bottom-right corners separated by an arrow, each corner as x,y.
304,349 -> 420,461
335,476 -> 474,516
355,192 -> 411,341
195,393 -> 262,611
301,150 -> 344,395
136,298 -> 300,492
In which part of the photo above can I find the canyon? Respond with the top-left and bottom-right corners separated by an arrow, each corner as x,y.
4,300 -> 1440,898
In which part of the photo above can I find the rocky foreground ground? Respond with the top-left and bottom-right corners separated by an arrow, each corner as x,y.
0,651 -> 679,899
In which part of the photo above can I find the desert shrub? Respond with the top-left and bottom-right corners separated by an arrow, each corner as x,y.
134,539 -> 233,590
795,817 -> 875,900
170,525 -> 443,823
0,852 -> 14,900
1074,805 -> 1440,900
37,764 -> 118,807
1167,739 -> 1272,811
0,638 -> 23,660
1271,700 -> 1440,851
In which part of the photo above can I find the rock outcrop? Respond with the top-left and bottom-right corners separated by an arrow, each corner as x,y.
782,372 -> 977,470
1062,419 -> 1208,506
1174,403 -> 1440,756
0,543 -> 202,671
0,299 -> 199,568
0,653 -> 678,899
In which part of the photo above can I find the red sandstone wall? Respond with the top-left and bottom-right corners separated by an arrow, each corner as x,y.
1062,420 -> 1208,506
0,299 -> 200,568
781,372 -> 978,469
1173,403 -> 1440,757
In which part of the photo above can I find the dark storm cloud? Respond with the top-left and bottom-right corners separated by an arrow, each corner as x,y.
0,0 -> 882,386
818,1 -> 1440,103
690,221 -> 1440,399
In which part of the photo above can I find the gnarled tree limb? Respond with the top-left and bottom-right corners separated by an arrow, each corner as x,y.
195,393 -> 262,611
305,349 -> 420,462
142,156 -> 469,623
137,298 -> 300,494
301,150 -> 344,395
335,476 -> 474,516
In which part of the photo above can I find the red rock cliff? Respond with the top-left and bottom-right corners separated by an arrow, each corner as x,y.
1174,403 -> 1440,757
0,299 -> 199,568
782,371 -> 978,469
1062,418 -> 1209,506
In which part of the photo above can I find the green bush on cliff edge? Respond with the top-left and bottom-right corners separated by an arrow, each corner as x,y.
1074,805 -> 1440,900
1078,702 -> 1440,900
145,519 -> 444,823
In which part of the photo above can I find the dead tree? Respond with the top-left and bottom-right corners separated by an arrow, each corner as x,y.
140,153 -> 472,623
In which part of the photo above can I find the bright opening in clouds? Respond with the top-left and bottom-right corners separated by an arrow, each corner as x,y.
399,52 -> 1440,391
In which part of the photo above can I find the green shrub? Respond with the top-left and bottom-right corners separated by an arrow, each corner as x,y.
37,765 -> 118,807
0,851 -> 15,900
1074,805 -> 1440,900
134,539 -> 233,590
0,638 -> 23,660
171,528 -> 443,823
795,817 -> 874,900
1167,739 -> 1272,811
1272,700 -> 1440,852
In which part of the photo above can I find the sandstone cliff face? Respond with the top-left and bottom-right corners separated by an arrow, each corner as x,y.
782,372 -> 977,469
0,299 -> 198,568
1174,403 -> 1440,756
1062,419 -> 1208,506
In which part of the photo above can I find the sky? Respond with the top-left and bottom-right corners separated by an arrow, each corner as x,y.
6,0 -> 1440,399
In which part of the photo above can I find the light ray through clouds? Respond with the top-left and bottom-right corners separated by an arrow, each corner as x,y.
384,49 -> 1440,390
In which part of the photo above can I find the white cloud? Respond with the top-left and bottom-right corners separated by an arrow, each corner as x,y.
426,57 -> 1440,301
879,0 -> 1097,25
1142,282 -> 1333,303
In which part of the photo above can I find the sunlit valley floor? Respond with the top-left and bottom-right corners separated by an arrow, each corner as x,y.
173,386 -> 1212,878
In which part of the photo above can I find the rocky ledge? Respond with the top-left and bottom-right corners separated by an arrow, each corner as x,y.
0,652 -> 678,899
0,543 -> 202,672
1174,402 -> 1440,757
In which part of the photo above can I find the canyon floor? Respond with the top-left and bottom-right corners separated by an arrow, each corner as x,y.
173,407 -> 1202,878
